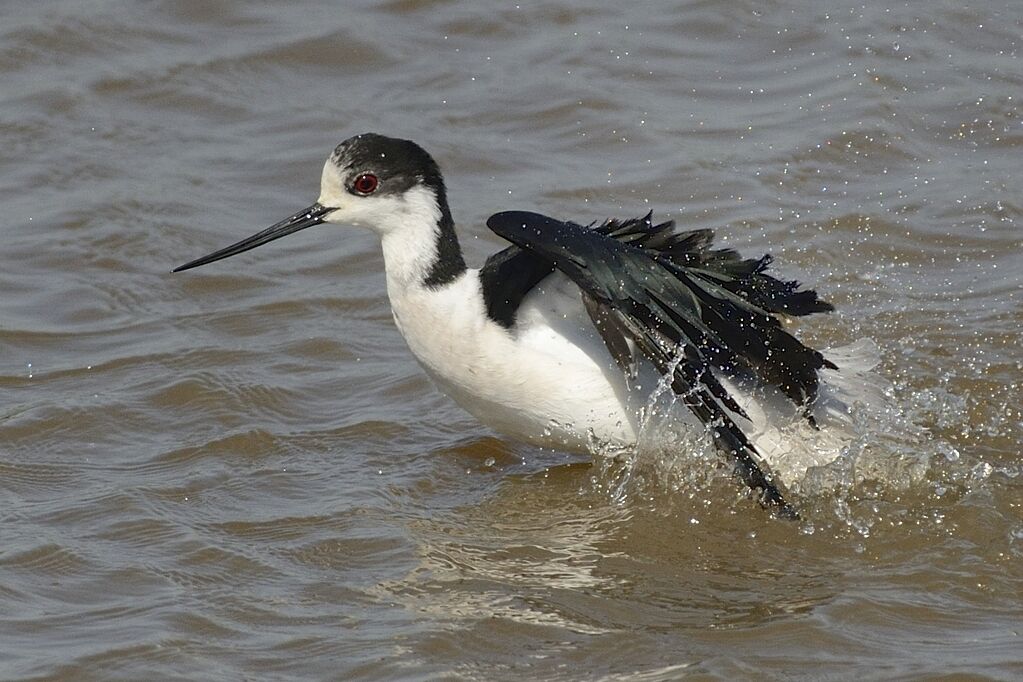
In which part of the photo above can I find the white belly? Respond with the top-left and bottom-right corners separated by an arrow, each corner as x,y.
388,271 -> 640,451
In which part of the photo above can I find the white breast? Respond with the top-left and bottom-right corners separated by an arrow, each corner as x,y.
386,270 -> 640,451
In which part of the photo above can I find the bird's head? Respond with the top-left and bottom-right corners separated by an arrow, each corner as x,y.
174,133 -> 448,272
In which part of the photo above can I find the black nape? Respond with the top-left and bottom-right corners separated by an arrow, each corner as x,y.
422,187 -> 466,288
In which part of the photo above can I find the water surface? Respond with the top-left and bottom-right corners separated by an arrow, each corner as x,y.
1,1 -> 1021,679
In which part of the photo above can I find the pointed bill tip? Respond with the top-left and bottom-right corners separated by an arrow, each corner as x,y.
173,203 -> 331,273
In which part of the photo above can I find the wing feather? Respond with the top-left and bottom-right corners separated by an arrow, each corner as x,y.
486,210 -> 834,516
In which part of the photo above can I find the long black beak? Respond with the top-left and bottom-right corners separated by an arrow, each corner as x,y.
173,202 -> 333,272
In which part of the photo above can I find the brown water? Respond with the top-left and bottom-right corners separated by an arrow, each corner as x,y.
2,1 -> 1021,679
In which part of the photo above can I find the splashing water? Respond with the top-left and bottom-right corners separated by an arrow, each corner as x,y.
580,336 -> 979,532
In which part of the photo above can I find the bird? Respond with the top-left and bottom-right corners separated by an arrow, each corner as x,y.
175,133 -> 881,518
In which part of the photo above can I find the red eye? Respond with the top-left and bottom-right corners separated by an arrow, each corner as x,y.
352,173 -> 379,195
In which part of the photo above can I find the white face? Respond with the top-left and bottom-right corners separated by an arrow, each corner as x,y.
316,161 -> 353,216
316,160 -> 440,239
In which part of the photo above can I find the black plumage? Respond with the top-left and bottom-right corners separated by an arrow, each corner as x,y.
482,210 -> 838,515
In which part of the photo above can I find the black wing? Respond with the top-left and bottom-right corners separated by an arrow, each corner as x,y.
596,213 -> 834,318
478,239 -> 555,328
479,212 -> 833,329
485,210 -> 836,516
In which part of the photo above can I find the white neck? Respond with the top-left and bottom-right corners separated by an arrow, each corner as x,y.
317,156 -> 456,293
372,186 -> 447,293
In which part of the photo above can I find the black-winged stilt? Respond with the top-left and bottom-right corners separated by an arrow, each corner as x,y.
176,133 -> 881,517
